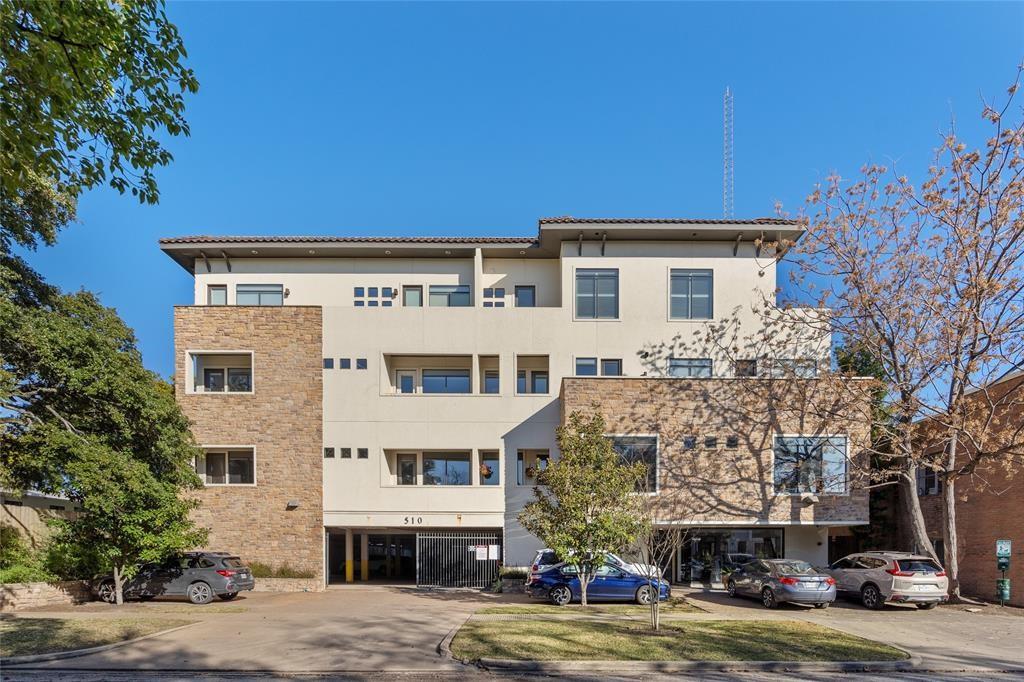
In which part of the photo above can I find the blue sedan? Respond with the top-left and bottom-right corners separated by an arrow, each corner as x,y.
526,564 -> 671,606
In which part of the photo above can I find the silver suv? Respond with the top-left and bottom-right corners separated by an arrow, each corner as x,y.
825,551 -> 948,610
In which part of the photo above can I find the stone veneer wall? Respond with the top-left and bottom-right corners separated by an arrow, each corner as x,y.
175,306 -> 324,586
1,581 -> 92,612
561,377 -> 872,525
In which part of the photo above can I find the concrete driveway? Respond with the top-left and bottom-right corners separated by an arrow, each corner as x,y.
682,587 -> 1024,672
4,586 -> 494,673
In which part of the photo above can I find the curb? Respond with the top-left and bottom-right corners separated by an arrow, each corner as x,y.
3,621 -> 201,665
476,656 -> 925,674
436,613 -> 475,664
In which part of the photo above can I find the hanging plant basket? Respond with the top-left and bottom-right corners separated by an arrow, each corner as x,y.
479,464 -> 493,479
525,466 -> 537,479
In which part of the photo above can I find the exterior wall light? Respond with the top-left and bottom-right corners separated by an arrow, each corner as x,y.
286,500 -> 300,509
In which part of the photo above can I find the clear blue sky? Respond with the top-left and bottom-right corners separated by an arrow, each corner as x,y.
19,1 -> 1023,379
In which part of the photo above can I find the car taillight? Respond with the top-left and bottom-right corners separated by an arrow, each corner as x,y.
531,564 -> 539,572
935,571 -> 946,577
885,568 -> 914,577
779,577 -> 798,585
825,577 -> 836,585
216,569 -> 236,577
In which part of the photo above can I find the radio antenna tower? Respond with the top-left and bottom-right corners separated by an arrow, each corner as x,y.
723,86 -> 735,219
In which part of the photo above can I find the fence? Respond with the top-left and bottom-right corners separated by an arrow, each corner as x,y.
416,531 -> 501,588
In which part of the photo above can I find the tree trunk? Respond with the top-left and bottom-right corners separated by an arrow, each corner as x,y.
113,563 -> 124,606
580,571 -> 590,607
942,437 -> 961,600
901,466 -> 939,562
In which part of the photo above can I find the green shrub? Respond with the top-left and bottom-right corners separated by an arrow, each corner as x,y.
248,561 -> 314,579
0,564 -> 56,584
0,525 -> 31,569
42,535 -> 108,580
499,566 -> 529,580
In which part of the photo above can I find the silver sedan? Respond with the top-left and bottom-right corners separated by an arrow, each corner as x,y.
727,558 -> 837,609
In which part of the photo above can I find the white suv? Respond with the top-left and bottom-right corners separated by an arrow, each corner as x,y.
825,551 -> 949,610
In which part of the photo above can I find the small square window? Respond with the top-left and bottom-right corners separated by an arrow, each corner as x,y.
355,300 -> 365,307
368,300 -> 378,307
368,287 -> 378,297
354,287 -> 364,297
483,301 -> 493,308
340,358 -> 351,369
382,287 -> 393,298
340,448 -> 352,459
601,359 -> 623,376
382,300 -> 393,307
704,436 -> 718,449
494,288 -> 505,298
483,288 -> 494,298
356,358 -> 368,370
323,358 -> 334,369
357,448 -> 369,459
575,357 -> 598,376
324,447 -> 335,458
726,435 -> 739,449
683,436 -> 697,450
494,301 -> 505,308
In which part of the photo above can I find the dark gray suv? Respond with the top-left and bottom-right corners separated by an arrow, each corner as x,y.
94,552 -> 255,605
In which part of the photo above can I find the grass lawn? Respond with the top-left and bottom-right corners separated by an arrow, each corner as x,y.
0,617 -> 194,658
451,619 -> 909,662
479,597 -> 700,616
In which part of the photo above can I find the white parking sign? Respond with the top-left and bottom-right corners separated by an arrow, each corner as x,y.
997,539 -> 1011,558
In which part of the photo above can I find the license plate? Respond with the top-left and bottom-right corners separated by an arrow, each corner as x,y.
915,584 -> 935,591
800,582 -> 823,590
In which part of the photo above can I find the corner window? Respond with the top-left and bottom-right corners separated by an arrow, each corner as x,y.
422,369 -> 470,394
428,285 -> 471,307
196,449 -> 254,485
601,359 -> 622,376
575,357 -> 598,376
402,286 -> 423,307
668,358 -> 712,378
515,285 -> 536,308
774,436 -> 847,494
575,269 -> 618,319
236,284 -> 283,306
207,285 -> 227,306
423,453 -> 471,485
610,436 -> 658,492
670,269 -> 713,319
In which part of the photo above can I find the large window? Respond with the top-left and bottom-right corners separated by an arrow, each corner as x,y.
423,453 -> 471,485
668,357 -> 713,378
575,269 -> 618,319
773,436 -> 847,494
192,353 -> 253,394
235,284 -> 283,306
670,269 -> 713,319
610,436 -> 658,492
196,450 -> 255,485
515,285 -> 536,308
428,285 -> 471,307
421,369 -> 470,394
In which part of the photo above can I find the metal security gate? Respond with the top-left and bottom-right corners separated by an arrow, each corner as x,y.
416,531 -> 501,587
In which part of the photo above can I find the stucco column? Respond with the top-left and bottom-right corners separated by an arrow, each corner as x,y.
360,532 -> 369,581
385,533 -> 392,578
473,247 -> 483,307
344,528 -> 354,583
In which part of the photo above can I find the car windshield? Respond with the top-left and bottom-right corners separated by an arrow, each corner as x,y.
222,557 -> 244,568
896,559 -> 942,573
772,560 -> 815,575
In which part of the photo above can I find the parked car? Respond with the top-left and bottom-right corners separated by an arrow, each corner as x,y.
824,551 -> 948,610
726,558 -> 836,609
526,561 -> 671,605
722,552 -> 756,570
93,552 -> 255,605
529,548 -> 660,577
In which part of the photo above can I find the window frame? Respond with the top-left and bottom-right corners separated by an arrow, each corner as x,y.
421,368 -> 472,394
772,435 -> 849,496
421,452 -> 473,486
187,350 -> 255,395
235,283 -> 284,306
574,268 -> 619,320
668,357 -> 713,378
514,285 -> 537,308
668,268 -> 714,321
207,284 -> 227,306
428,284 -> 471,307
402,285 -> 423,307
480,451 -> 501,486
608,434 -> 660,494
575,357 -> 598,376
195,446 -> 257,487
482,370 -> 500,395
601,358 -> 623,376
396,452 -> 418,485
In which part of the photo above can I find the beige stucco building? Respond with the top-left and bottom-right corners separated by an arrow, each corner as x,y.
161,217 -> 869,588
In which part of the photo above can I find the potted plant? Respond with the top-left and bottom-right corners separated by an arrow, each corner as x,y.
479,463 -> 493,480
524,465 -> 537,479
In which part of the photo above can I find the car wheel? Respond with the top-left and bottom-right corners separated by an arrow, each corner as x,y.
187,581 -> 214,605
218,592 -> 238,601
761,587 -> 778,609
635,585 -> 654,605
727,580 -> 737,598
814,602 -> 830,609
861,584 -> 884,610
98,580 -> 116,604
916,602 -> 938,610
549,585 -> 572,606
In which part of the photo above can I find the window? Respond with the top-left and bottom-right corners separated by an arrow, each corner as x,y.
357,448 -> 369,459
670,269 -> 713,319
774,436 -> 847,494
704,436 -> 718,448
575,269 -> 618,319
323,358 -> 334,369
397,454 -> 417,485
197,450 -> 254,485
726,435 -> 739,449
482,288 -> 506,307
423,453 -> 471,485
422,369 -> 471,394
339,358 -> 351,369
517,370 -> 526,394
517,450 -> 550,485
354,286 -> 392,307
531,371 -> 549,394
207,285 -> 227,306
402,286 -> 423,307
515,285 -> 536,308
480,452 -> 500,485
397,370 -> 416,394
735,359 -> 758,377
610,436 -> 658,492
227,368 -> 251,392
917,467 -> 942,496
771,359 -> 818,378
668,358 -> 713,378
190,353 -> 253,394
356,358 -> 367,370
340,448 -> 352,459
3,499 -> 23,506
683,436 -> 697,450
49,504 -> 65,511
428,285 -> 471,307
236,284 -> 283,306
204,368 -> 225,392
575,357 -> 598,376
601,359 -> 623,376
324,447 -> 335,459
483,370 -> 500,394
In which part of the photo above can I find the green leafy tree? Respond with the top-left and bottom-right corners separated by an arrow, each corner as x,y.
0,286 -> 206,603
1,0 -> 198,252
518,412 -> 646,607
